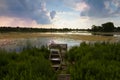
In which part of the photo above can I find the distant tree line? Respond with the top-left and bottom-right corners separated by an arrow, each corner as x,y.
91,22 -> 120,32
0,22 -> 120,32
0,27 -> 87,33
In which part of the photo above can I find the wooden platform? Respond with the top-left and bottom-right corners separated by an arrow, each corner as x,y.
49,44 -> 67,71
58,74 -> 70,80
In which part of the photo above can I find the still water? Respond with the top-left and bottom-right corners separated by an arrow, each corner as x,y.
0,37 -> 84,52
0,32 -> 120,52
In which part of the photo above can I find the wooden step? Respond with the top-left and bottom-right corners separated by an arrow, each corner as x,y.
52,64 -> 60,68
50,58 -> 61,61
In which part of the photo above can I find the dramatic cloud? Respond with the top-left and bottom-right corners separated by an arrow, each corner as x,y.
84,0 -> 107,17
74,2 -> 89,11
80,0 -> 120,18
0,0 -> 120,28
104,0 -> 120,15
63,0 -> 120,18
50,11 -> 56,19
63,0 -> 89,12
0,0 -> 56,24
31,1 -> 51,24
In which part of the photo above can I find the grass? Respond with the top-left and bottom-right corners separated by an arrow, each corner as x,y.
0,46 -> 57,80
0,42 -> 120,80
66,42 -> 120,80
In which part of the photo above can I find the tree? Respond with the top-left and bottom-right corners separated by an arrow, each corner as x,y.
102,22 -> 115,32
91,25 -> 98,32
91,25 -> 103,32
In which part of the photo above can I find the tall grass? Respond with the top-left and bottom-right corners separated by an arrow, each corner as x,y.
0,47 -> 56,80
66,42 -> 120,80
1,42 -> 120,80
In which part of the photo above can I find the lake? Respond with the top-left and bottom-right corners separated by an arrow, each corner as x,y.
0,37 -> 84,52
0,32 -> 120,52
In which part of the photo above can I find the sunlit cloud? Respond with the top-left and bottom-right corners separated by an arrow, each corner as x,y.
0,16 -> 38,27
73,2 -> 89,12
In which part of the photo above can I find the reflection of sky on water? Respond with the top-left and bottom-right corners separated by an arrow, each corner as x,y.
114,35 -> 120,37
114,35 -> 120,42
42,32 -> 92,35
49,37 -> 82,49
0,37 -> 82,52
0,32 -> 120,52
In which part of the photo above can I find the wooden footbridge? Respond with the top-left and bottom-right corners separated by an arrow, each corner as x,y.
49,43 -> 70,80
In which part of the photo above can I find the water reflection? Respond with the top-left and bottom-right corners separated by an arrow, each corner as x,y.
43,31 -> 92,35
0,37 -> 82,52
0,32 -> 120,52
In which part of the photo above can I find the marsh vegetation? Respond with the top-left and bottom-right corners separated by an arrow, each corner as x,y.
0,42 -> 120,80
0,46 -> 57,80
66,42 -> 120,80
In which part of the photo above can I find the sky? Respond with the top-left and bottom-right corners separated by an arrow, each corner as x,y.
0,0 -> 120,29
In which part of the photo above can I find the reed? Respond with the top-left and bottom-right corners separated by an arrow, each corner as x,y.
66,42 -> 120,80
0,46 -> 56,80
